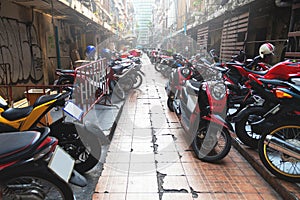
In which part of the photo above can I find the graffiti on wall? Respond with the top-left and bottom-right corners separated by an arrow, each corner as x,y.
0,17 -> 43,85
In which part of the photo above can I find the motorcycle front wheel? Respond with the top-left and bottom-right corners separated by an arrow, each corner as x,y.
132,72 -> 143,89
154,63 -> 162,72
2,169 -> 74,200
111,81 -> 126,100
258,123 -> 300,182
192,123 -> 231,162
167,96 -> 174,112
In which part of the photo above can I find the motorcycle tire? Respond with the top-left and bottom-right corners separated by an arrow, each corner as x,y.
258,123 -> 300,182
154,63 -> 162,72
167,96 -> 174,112
192,123 -> 231,162
163,68 -> 171,78
50,122 -> 101,174
234,109 -> 266,149
112,82 -> 126,100
132,72 -> 143,89
2,168 -> 74,199
109,80 -> 126,101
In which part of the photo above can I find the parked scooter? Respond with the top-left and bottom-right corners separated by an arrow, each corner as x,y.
0,92 -> 102,173
0,127 -> 87,199
167,64 -> 232,162
108,56 -> 145,91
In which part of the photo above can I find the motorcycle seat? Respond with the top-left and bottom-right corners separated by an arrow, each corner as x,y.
33,93 -> 62,108
1,106 -> 33,121
121,63 -> 132,68
56,69 -> 75,74
258,78 -> 285,86
0,131 -> 40,164
112,64 -> 123,74
0,128 -> 50,165
243,67 -> 268,75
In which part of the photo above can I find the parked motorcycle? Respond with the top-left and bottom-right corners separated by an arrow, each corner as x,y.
108,57 -> 145,91
0,127 -> 87,199
166,64 -> 232,162
257,81 -> 300,182
157,54 -> 186,78
0,92 -> 102,173
233,75 -> 300,149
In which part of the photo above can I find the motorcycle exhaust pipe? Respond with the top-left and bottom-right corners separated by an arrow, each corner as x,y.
69,170 -> 87,187
264,135 -> 300,160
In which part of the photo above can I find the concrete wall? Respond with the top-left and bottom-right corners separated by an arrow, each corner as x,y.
0,1 -> 44,85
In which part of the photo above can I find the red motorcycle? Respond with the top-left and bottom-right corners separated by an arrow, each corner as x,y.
166,64 -> 232,162
224,59 -> 300,120
233,72 -> 300,149
0,127 -> 87,199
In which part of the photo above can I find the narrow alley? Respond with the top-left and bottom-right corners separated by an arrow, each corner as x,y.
91,54 -> 281,200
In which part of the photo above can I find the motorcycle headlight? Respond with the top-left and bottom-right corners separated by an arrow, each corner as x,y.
211,82 -> 226,100
181,68 -> 191,78
216,72 -> 223,80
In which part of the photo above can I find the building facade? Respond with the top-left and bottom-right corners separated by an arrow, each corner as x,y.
0,0 -> 130,100
151,0 -> 298,63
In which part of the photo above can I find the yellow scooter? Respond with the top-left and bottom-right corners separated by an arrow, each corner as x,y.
0,92 -> 102,173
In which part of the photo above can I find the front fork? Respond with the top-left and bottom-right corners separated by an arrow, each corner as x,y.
201,114 -> 234,136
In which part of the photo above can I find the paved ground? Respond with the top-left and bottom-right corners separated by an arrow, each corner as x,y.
87,54 -> 283,200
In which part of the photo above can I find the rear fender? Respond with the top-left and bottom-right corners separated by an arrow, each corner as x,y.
231,105 -> 265,123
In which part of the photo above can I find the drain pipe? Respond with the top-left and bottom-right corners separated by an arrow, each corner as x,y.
51,0 -> 61,69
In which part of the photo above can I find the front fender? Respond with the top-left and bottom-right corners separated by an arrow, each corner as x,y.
202,114 -> 234,133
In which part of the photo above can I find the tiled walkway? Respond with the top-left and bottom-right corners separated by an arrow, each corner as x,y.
92,55 -> 281,200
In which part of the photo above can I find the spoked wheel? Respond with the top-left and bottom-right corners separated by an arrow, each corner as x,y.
132,72 -> 143,89
258,124 -> 300,182
192,123 -> 231,162
2,170 -> 74,200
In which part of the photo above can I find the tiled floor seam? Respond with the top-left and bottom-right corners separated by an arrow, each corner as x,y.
232,138 -> 297,200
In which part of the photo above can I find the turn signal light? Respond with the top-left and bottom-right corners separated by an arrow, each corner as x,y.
275,90 -> 293,99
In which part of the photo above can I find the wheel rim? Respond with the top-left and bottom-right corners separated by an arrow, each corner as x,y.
263,126 -> 300,178
194,125 -> 228,158
132,73 -> 143,89
4,176 -> 65,200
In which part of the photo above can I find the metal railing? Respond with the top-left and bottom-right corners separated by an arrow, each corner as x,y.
74,59 -> 108,118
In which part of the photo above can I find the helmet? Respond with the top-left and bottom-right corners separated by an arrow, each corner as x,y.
172,53 -> 181,60
101,48 -> 111,60
259,43 -> 275,58
85,45 -> 96,60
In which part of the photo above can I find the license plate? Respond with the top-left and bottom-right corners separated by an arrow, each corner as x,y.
48,146 -> 75,182
63,101 -> 84,121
